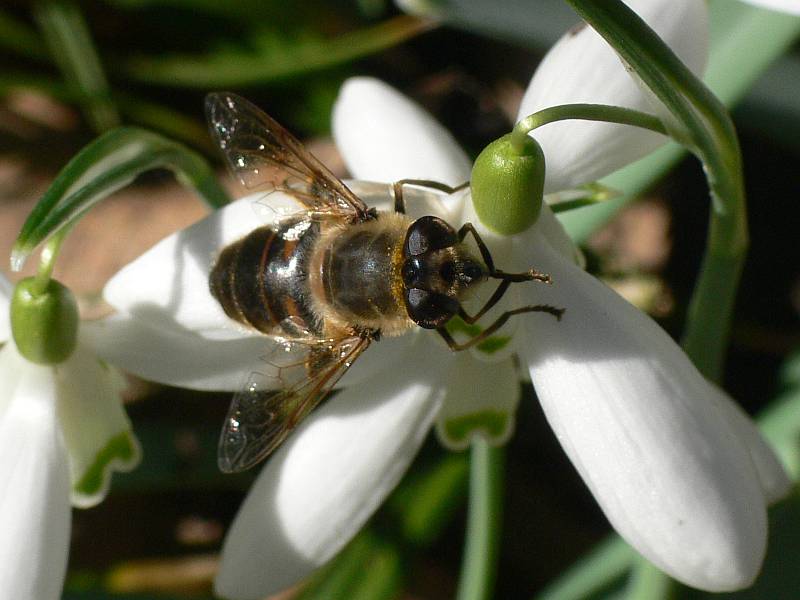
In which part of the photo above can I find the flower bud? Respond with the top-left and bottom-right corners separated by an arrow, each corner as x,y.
11,277 -> 78,364
470,133 -> 545,235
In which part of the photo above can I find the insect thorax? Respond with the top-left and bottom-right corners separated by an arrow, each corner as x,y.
310,212 -> 414,337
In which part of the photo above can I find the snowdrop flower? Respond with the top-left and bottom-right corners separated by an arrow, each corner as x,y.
86,0 -> 788,597
0,273 -> 139,599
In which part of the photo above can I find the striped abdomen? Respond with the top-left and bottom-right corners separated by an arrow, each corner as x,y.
209,219 -> 321,338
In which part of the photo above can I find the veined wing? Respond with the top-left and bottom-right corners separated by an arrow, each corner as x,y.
218,334 -> 372,473
205,92 -> 369,220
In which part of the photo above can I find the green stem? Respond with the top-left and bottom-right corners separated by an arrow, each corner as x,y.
34,0 -> 119,132
30,229 -> 66,296
457,438 -> 504,600
550,2 -> 751,598
536,535 -> 634,600
563,0 -> 748,383
511,103 -> 668,153
625,557 -> 676,600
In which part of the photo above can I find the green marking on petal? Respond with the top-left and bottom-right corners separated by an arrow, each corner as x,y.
476,336 -> 511,355
443,410 -> 510,446
74,431 -> 138,497
445,316 -> 511,355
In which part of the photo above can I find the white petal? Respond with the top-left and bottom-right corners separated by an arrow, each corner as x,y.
103,194 -> 289,340
85,314 -> 419,392
436,352 -> 520,450
0,271 -> 12,344
518,230 -> 767,591
518,0 -> 708,192
333,77 -> 472,186
739,0 -> 800,14
84,315 -> 278,390
709,384 -> 791,506
55,341 -> 140,508
0,344 -> 71,600
214,342 -> 446,600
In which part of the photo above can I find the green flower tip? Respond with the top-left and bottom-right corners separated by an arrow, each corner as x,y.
74,431 -> 141,506
439,410 -> 512,450
470,133 -> 545,235
11,277 -> 78,365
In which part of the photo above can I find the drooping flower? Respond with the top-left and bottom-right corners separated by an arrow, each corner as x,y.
0,273 -> 140,599
86,0 -> 789,597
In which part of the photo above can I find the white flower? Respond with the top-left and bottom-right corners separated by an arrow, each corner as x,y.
0,274 -> 140,599
89,0 -> 789,597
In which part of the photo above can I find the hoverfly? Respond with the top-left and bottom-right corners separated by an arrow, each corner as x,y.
205,92 -> 563,473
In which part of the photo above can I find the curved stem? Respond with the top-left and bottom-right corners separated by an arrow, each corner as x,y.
30,229 -> 66,296
511,103 -> 668,153
564,0 -> 748,382
457,438 -> 504,600
625,556 -> 676,600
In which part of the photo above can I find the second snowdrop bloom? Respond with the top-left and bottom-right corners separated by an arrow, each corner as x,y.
0,273 -> 139,600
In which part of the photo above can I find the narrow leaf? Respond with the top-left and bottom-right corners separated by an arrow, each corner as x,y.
545,183 -> 619,214
33,0 -> 119,132
121,15 -> 435,87
0,8 -> 49,61
12,127 -> 230,270
388,452 -> 469,546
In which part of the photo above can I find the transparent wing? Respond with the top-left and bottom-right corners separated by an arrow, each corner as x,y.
218,334 -> 372,473
205,91 -> 369,219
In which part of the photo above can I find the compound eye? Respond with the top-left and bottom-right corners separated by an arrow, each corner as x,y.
405,288 -> 459,329
404,216 -> 458,256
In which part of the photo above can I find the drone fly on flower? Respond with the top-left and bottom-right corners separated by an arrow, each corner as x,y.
205,92 -> 562,473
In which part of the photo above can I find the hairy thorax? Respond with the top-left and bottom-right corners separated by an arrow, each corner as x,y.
309,212 -> 415,337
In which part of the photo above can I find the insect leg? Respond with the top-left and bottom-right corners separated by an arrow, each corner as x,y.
458,279 -> 512,324
392,179 -> 469,214
458,223 -> 552,283
438,305 -> 565,352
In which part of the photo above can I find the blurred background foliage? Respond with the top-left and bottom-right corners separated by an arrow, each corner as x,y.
0,0 -> 799,599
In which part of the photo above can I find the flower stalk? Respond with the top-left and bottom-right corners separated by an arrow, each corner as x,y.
31,231 -> 66,296
457,438 -> 504,600
510,103 -> 668,154
563,0 -> 748,382
11,127 -> 230,271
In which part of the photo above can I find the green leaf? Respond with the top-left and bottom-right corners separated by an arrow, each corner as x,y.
535,536 -> 635,600
546,183 -> 619,214
11,127 -> 230,270
0,7 -> 49,61
298,532 -> 403,600
779,350 -> 800,390
120,15 -> 434,87
33,0 -> 120,132
388,452 -> 469,546
0,71 -> 210,150
348,540 -> 404,600
758,384 -> 800,482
